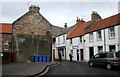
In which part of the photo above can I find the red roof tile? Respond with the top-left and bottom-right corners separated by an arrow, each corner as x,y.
67,21 -> 93,39
87,13 -> 120,33
0,23 -> 12,33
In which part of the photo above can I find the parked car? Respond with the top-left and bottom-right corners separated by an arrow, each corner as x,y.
88,51 -> 120,70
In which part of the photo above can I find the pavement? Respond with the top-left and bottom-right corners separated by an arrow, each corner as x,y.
2,62 -> 58,76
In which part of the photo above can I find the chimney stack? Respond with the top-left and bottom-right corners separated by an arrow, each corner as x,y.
76,17 -> 85,25
29,5 -> 40,13
91,11 -> 102,21
64,23 -> 67,28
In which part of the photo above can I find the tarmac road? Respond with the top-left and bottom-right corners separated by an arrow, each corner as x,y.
45,61 -> 120,75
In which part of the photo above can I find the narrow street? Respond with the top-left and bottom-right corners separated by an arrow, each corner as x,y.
45,61 -> 120,75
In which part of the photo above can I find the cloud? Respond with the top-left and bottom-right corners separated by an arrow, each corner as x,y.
0,0 -> 119,2
0,2 -> 118,27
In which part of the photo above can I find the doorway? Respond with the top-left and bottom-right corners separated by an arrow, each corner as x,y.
77,50 -> 79,61
80,49 -> 84,60
89,47 -> 94,59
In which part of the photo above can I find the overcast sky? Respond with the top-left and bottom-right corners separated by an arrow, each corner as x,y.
0,0 -> 119,27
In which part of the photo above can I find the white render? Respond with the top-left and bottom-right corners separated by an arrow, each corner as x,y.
66,25 -> 120,62
54,34 -> 67,60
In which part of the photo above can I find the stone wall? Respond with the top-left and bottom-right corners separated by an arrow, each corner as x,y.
12,5 -> 52,62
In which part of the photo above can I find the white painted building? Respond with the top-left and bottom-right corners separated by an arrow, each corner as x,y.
66,21 -> 93,61
67,13 -> 120,62
84,25 -> 120,62
54,23 -> 74,60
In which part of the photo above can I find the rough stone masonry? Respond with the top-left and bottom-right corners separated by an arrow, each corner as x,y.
12,5 -> 52,62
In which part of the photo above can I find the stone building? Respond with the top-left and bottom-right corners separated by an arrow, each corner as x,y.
0,23 -> 14,63
12,5 -> 52,62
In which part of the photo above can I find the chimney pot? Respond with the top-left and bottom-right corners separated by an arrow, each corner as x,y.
76,17 -> 85,25
29,5 -> 40,13
64,23 -> 67,28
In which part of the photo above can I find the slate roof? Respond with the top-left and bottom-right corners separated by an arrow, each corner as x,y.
52,25 -> 64,37
56,26 -> 74,37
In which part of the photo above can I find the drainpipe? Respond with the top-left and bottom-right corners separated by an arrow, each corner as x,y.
104,29 -> 106,52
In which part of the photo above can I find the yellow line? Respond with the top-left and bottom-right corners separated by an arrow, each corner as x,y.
35,62 -> 60,77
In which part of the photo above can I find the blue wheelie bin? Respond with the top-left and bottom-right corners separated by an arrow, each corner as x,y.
43,56 -> 47,62
46,55 -> 50,62
35,55 -> 39,62
39,55 -> 43,62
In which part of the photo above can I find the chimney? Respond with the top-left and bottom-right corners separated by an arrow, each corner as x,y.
91,11 -> 102,21
76,17 -> 85,25
29,5 -> 40,13
64,23 -> 67,28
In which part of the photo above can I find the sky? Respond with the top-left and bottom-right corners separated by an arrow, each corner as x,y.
0,0 -> 120,27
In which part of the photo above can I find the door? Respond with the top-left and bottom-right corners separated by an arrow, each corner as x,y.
77,50 -> 79,61
80,49 -> 84,60
53,49 -> 55,60
89,47 -> 94,60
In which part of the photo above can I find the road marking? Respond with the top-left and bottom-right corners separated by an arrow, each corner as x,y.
35,62 -> 60,77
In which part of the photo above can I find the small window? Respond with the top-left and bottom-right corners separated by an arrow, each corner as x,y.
109,27 -> 115,39
97,30 -> 102,41
70,39 -> 72,45
53,38 -> 56,42
63,35 -> 65,44
58,37 -> 60,45
98,46 -> 103,52
89,32 -> 94,42
4,41 -> 9,51
79,36 -> 82,43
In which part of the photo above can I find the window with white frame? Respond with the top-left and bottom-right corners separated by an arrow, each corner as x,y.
98,46 -> 103,52
79,36 -> 82,44
58,36 -> 60,45
109,27 -> 115,39
97,30 -> 102,41
89,32 -> 94,42
4,40 -> 9,51
63,35 -> 65,44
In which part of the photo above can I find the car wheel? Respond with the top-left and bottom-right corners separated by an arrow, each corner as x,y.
107,63 -> 112,70
89,62 -> 93,67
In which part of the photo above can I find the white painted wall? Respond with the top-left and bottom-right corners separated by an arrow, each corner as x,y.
54,34 -> 67,60
66,39 -> 71,60
66,25 -> 119,62
54,24 -> 119,62
84,25 -> 119,61
56,34 -> 66,47
118,25 -> 120,51
105,26 -> 119,51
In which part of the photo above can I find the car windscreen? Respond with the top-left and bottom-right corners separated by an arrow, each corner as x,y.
115,52 -> 120,58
